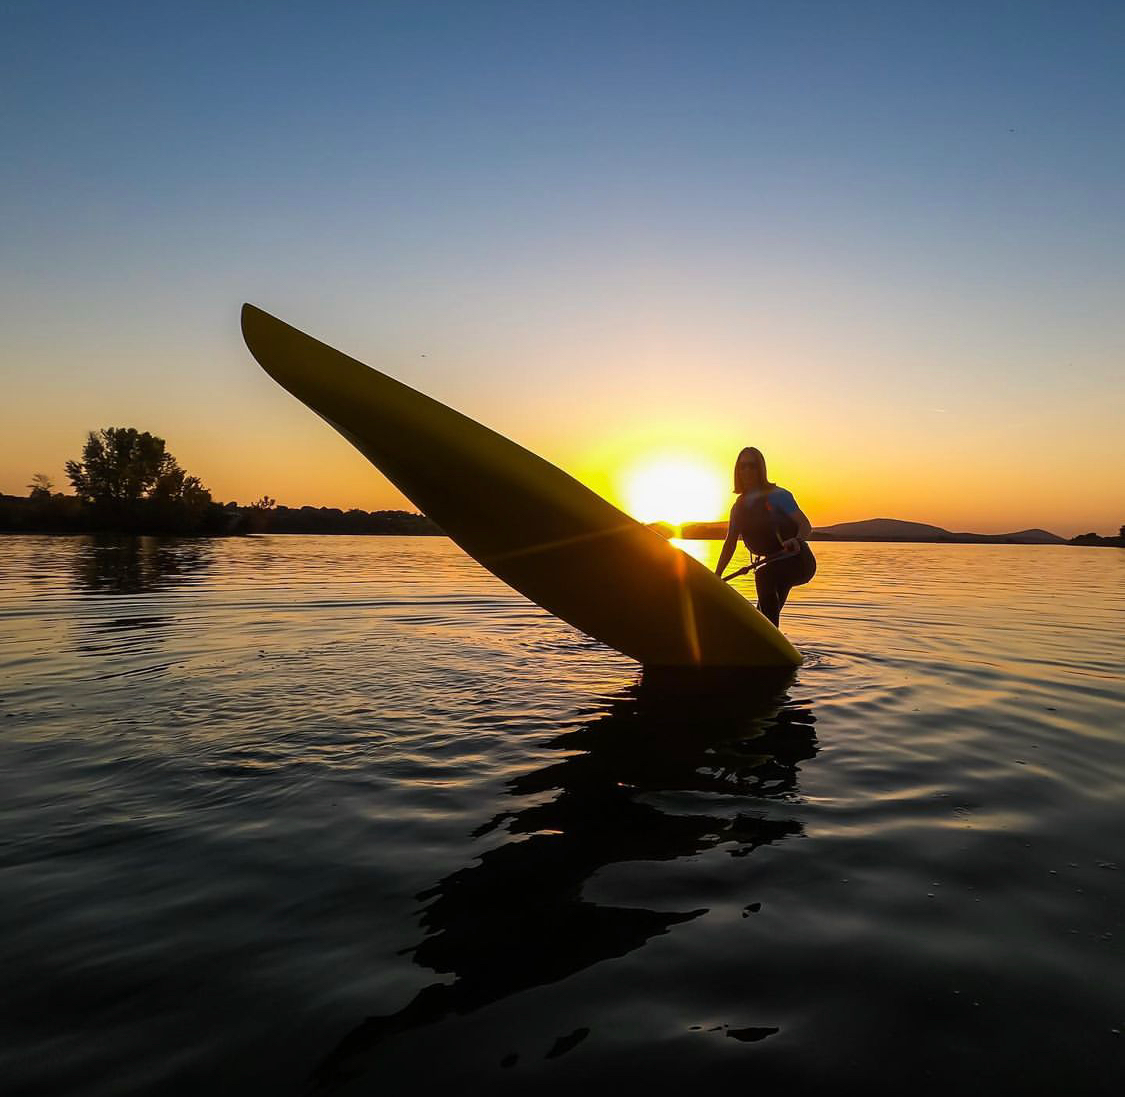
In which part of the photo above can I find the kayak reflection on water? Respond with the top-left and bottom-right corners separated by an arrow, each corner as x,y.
309,670 -> 817,1092
715,447 -> 816,627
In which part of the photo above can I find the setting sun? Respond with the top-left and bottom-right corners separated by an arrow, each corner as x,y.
620,454 -> 728,527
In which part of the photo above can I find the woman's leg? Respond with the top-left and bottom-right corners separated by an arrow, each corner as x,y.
755,547 -> 816,627
754,566 -> 786,626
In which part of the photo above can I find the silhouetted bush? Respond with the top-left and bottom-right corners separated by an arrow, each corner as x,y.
0,492 -> 89,532
261,505 -> 441,534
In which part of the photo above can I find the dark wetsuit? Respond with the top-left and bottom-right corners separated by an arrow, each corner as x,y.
733,487 -> 817,627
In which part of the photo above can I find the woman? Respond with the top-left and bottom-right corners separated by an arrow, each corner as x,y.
715,447 -> 816,627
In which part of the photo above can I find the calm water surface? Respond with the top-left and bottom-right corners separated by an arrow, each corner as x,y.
1,535 -> 1122,1095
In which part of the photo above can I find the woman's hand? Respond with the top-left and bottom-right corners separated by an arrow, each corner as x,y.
781,537 -> 802,555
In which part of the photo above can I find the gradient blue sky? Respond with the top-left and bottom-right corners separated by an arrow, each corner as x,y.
3,1 -> 1122,534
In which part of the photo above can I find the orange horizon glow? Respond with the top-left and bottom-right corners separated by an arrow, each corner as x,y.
4,423 -> 1118,540
1,335 -> 1119,541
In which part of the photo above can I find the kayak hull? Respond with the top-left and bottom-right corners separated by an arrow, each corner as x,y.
242,304 -> 801,668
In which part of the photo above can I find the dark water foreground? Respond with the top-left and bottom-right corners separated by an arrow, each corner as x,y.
1,535 -> 1122,1095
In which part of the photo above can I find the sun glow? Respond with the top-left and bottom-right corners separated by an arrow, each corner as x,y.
620,454 -> 728,527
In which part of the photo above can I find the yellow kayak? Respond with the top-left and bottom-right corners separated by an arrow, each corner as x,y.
242,304 -> 801,668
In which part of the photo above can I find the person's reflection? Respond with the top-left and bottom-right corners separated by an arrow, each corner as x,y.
69,535 -> 213,595
310,671 -> 818,1092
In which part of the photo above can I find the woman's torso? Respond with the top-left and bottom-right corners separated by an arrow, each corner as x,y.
735,486 -> 800,555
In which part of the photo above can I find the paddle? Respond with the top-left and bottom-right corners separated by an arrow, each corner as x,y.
720,546 -> 799,583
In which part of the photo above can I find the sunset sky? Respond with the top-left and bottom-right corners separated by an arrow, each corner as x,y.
2,2 -> 1122,536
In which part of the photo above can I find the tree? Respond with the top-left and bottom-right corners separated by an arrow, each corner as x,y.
147,463 -> 213,528
65,427 -> 214,530
27,472 -> 54,501
242,495 -> 277,533
66,428 -> 176,507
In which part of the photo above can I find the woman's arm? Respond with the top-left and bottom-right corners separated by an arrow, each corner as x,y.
781,507 -> 813,553
715,504 -> 740,577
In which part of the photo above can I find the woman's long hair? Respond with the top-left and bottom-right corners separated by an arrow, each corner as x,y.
733,446 -> 775,494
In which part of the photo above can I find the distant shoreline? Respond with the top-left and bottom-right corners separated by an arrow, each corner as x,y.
681,535 -> 1120,547
0,493 -> 442,538
2,494 -> 1119,546
666,517 -> 1122,548
2,530 -> 1121,549
0,528 -> 443,538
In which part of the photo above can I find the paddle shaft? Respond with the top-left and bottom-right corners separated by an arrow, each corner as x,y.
721,545 -> 800,582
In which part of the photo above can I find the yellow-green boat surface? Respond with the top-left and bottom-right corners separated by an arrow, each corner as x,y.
242,304 -> 801,669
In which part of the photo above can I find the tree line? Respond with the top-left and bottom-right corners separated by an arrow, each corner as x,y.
1,427 -> 441,536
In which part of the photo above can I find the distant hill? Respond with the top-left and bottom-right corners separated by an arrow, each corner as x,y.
676,516 -> 1067,544
815,518 -> 952,540
679,521 -> 727,539
814,519 -> 1066,544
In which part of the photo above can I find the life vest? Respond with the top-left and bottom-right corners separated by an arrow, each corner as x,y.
738,489 -> 798,555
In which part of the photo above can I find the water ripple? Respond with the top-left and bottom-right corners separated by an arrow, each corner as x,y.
0,535 -> 1122,1096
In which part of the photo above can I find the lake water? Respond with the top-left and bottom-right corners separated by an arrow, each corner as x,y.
1,534 -> 1122,1095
